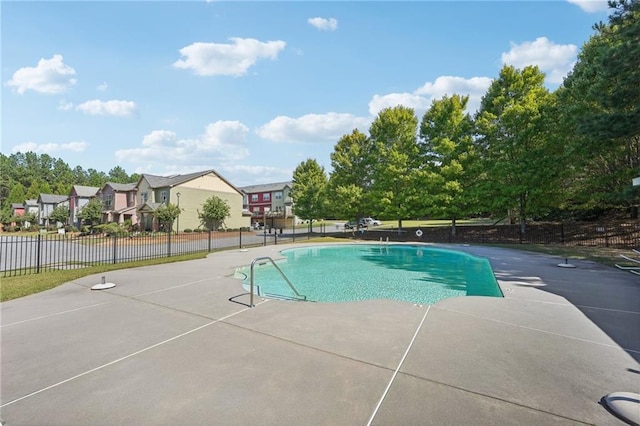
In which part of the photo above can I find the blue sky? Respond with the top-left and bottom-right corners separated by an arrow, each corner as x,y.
2,1 -> 610,187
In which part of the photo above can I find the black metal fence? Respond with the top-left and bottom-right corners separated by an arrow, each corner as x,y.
3,221 -> 638,278
338,221 -> 640,248
0,229 -> 308,277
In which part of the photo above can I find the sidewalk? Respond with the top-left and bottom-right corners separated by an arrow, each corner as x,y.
1,242 -> 638,425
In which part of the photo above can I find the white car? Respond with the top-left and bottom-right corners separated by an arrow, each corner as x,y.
359,217 -> 381,227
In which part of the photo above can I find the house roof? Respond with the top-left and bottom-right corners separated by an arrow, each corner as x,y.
39,194 -> 68,204
137,202 -> 164,212
239,181 -> 293,194
139,169 -> 242,195
25,199 -> 38,206
72,185 -> 100,197
11,203 -> 24,209
104,182 -> 137,192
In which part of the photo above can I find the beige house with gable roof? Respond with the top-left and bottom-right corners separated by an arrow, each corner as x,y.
136,169 -> 250,232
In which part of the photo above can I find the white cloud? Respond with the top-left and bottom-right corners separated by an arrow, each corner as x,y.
501,37 -> 577,84
173,37 -> 286,76
97,82 -> 108,91
369,76 -> 492,117
308,17 -> 338,31
58,100 -> 74,111
6,54 -> 77,94
115,120 -> 250,166
566,0 -> 609,12
256,112 -> 370,143
142,130 -> 178,147
11,141 -> 88,154
76,99 -> 138,117
368,93 -> 431,117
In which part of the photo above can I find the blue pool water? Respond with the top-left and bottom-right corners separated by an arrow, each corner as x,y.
237,244 -> 502,305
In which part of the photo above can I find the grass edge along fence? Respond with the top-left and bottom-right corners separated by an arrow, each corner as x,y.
0,229 -> 287,278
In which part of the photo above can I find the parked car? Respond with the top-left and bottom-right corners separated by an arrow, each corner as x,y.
359,217 -> 382,227
252,222 -> 263,230
344,221 -> 359,230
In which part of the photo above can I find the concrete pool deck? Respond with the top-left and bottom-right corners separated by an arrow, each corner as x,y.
1,242 -> 638,425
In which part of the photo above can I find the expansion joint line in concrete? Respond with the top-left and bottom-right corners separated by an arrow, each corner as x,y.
0,300 -> 269,409
435,305 -> 640,356
366,305 -> 431,426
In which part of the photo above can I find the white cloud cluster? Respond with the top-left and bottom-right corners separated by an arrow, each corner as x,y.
256,112 -> 370,143
369,76 -> 493,117
115,120 -> 250,166
308,17 -> 338,31
501,37 -> 577,84
97,82 -> 108,91
173,37 -> 286,76
76,100 -> 138,117
11,141 -> 88,154
6,54 -> 77,94
566,0 -> 609,12
58,100 -> 74,111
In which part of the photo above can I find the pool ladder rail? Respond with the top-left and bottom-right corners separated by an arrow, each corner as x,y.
250,256 -> 307,307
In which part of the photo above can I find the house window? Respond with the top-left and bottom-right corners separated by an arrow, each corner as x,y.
251,194 -> 258,202
275,191 -> 283,200
252,207 -> 260,213
161,191 -> 167,203
141,192 -> 148,203
105,195 -> 112,208
263,193 -> 270,201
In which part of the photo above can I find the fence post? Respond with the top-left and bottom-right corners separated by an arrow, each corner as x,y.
239,228 -> 242,249
113,235 -> 117,264
36,234 -> 42,274
167,231 -> 172,257
208,230 -> 212,252
561,222 -> 565,244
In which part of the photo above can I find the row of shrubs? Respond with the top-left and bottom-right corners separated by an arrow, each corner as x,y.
182,227 -> 252,233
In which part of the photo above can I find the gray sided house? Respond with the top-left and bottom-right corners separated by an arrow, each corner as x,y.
69,185 -> 100,229
37,194 -> 69,227
98,182 -> 138,226
136,170 -> 250,232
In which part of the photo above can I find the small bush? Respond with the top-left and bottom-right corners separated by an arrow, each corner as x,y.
193,228 -> 203,233
184,228 -> 193,233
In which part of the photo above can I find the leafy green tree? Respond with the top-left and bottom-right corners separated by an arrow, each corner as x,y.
369,106 -> 427,232
420,94 -> 477,235
557,0 -> 639,215
154,203 -> 182,232
474,65 -> 554,232
198,196 -> 230,231
6,183 -> 26,205
51,159 -> 75,194
108,166 -> 130,183
77,198 -> 103,229
86,168 -> 108,187
328,129 -> 375,221
49,205 -> 70,226
292,159 -> 328,233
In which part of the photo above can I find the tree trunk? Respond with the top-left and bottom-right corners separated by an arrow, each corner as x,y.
451,217 -> 457,237
397,219 -> 403,236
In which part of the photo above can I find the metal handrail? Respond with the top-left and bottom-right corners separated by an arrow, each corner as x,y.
250,256 -> 306,307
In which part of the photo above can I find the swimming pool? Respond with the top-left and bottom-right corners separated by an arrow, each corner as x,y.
237,244 -> 502,305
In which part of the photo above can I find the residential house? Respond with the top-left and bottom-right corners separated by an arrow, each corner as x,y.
136,170 -> 250,232
11,203 -> 25,217
69,185 -> 100,229
239,181 -> 295,229
25,199 -> 39,227
37,194 -> 69,227
98,182 -> 138,226
9,203 -> 25,228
